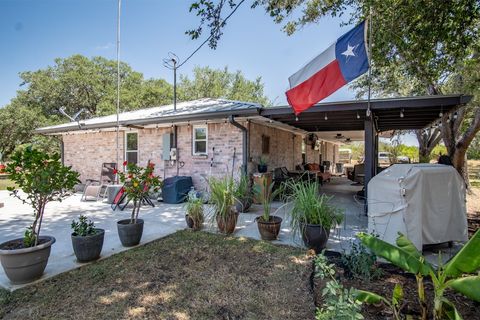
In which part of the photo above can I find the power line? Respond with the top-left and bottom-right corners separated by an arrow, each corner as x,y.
177,0 -> 246,69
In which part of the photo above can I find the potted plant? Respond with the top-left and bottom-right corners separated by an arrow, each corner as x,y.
184,192 -> 204,231
254,179 -> 285,240
257,156 -> 268,173
116,161 -> 162,247
0,147 -> 80,284
208,176 -> 238,234
234,173 -> 252,213
71,215 -> 105,262
285,180 -> 343,252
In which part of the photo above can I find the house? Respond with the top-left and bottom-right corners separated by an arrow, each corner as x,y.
36,95 -> 471,193
35,98 -> 341,189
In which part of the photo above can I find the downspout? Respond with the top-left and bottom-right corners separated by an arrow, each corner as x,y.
228,115 -> 248,175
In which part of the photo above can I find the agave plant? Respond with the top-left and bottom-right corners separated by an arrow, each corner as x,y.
357,231 -> 480,320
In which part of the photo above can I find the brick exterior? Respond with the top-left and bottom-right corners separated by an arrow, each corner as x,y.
62,121 -> 340,190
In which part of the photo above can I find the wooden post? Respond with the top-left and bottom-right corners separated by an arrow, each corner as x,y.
364,118 -> 375,196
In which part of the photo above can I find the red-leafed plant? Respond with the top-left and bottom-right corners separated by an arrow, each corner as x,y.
116,161 -> 162,224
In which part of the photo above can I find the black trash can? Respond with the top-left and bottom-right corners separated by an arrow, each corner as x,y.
162,176 -> 194,204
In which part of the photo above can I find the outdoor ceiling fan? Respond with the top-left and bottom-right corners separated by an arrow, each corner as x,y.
335,133 -> 346,140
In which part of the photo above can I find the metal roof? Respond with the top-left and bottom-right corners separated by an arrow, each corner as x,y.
261,94 -> 471,132
36,98 -> 262,134
36,94 -> 472,134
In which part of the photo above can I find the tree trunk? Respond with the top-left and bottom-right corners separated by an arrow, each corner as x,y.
443,105 -> 480,188
416,128 -> 442,163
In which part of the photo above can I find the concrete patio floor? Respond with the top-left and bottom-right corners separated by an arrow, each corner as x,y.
0,177 -> 367,291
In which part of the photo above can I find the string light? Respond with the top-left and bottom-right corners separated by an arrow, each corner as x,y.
356,112 -> 360,119
400,109 -> 404,118
453,112 -> 458,120
324,113 -> 328,121
295,116 -> 299,121
366,108 -> 371,117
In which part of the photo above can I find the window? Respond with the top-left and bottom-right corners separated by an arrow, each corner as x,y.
125,132 -> 138,164
192,125 -> 207,155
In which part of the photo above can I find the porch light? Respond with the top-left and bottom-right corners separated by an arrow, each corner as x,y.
400,109 -> 404,118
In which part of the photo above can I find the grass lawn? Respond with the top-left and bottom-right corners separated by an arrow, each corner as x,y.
0,179 -> 15,191
0,230 -> 314,320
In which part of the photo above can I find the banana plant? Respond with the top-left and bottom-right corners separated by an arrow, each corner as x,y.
358,230 -> 480,320
356,283 -> 404,320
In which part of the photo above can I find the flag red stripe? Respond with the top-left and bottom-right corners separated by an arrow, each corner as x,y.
286,60 -> 347,115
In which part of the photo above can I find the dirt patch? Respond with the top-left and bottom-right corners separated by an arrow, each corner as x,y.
0,230 -> 315,320
313,256 -> 480,320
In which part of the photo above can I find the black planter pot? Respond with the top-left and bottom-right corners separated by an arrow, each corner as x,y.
117,219 -> 144,247
0,236 -> 56,284
71,229 -> 105,262
256,215 -> 282,240
300,223 -> 330,253
258,164 -> 268,173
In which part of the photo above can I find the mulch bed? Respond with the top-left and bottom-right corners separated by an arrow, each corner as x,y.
313,254 -> 480,320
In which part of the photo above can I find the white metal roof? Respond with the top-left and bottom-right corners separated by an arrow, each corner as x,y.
36,98 -> 262,134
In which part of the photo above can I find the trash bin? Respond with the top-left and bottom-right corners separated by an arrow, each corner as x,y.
162,176 -> 193,204
335,163 -> 344,174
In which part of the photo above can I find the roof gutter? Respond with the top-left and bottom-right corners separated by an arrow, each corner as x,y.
228,115 -> 248,175
35,108 -> 260,135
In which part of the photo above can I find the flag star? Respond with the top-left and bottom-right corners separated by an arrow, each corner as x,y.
341,43 -> 358,61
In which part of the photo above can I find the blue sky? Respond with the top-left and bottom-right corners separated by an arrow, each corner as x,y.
0,0 -> 357,107
0,0 -> 418,145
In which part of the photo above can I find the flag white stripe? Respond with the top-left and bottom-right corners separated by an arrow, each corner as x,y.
288,43 -> 336,88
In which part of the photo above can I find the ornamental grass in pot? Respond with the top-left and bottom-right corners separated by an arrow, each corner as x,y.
285,180 -> 343,253
184,192 -> 204,231
0,147 -> 80,284
116,162 -> 162,247
254,179 -> 284,240
208,176 -> 238,235
234,173 -> 252,213
71,215 -> 104,262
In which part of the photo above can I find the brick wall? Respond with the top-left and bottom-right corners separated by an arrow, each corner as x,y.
62,122 -> 244,190
62,121 -> 341,189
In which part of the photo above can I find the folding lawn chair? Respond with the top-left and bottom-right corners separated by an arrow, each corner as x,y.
81,162 -> 117,201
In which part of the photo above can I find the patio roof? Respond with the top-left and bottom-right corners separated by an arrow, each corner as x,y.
261,94 -> 472,132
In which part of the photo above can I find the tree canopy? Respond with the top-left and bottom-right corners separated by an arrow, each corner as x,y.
0,55 -> 269,160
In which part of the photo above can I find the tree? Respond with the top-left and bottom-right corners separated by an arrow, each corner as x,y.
17,54 -> 173,119
186,0 -> 480,178
178,66 -> 269,105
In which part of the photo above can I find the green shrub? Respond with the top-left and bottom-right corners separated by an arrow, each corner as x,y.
341,240 -> 383,281
314,254 -> 364,320
71,215 -> 98,236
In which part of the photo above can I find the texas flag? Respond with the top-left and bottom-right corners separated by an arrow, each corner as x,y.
286,21 -> 369,115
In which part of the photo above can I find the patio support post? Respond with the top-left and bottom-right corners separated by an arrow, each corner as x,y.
228,115 -> 248,175
364,117 -> 375,195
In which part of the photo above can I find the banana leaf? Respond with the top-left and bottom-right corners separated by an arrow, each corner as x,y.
444,230 -> 480,277
446,276 -> 480,302
355,290 -> 386,304
358,232 -> 433,276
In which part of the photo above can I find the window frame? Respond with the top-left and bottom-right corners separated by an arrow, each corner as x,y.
124,131 -> 139,165
192,125 -> 208,156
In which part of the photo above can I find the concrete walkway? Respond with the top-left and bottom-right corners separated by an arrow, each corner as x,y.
0,177 -> 366,291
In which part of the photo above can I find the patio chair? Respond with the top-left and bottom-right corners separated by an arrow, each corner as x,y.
81,162 -> 117,201
111,183 -> 155,211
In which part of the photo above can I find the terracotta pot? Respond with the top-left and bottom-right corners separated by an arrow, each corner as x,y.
300,222 -> 330,253
185,214 -> 203,231
256,215 -> 282,240
0,236 -> 56,284
216,209 -> 239,234
71,229 -> 105,262
117,219 -> 144,247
